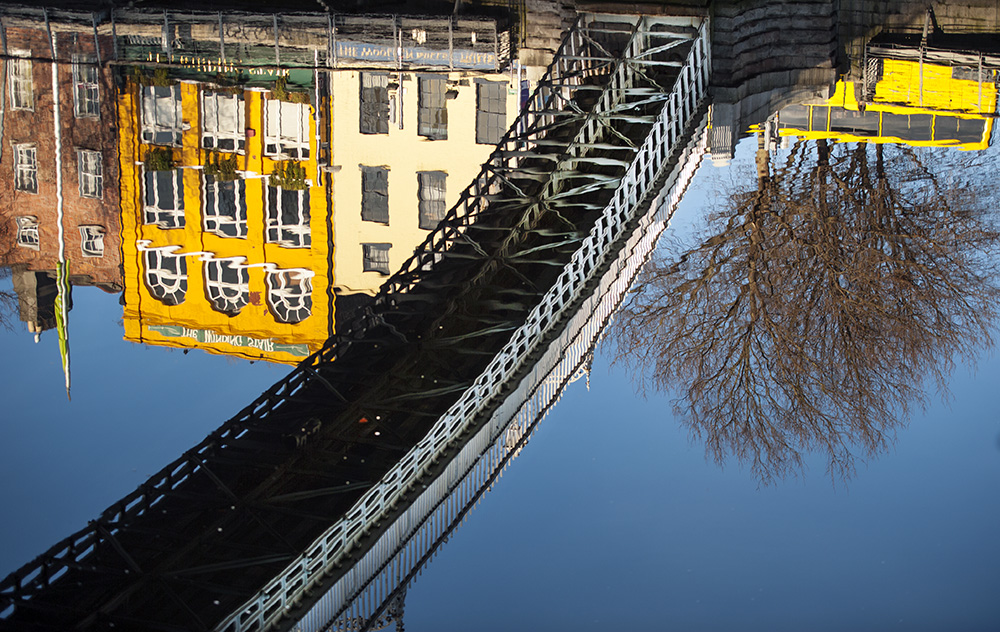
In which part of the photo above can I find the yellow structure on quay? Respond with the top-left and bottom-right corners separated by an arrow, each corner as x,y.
774,58 -> 997,150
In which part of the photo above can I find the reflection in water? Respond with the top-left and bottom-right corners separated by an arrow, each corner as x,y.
612,139 -> 1000,483
0,16 -> 522,366
119,61 -> 521,364
2,2 -> 1000,629
612,51 -> 1000,484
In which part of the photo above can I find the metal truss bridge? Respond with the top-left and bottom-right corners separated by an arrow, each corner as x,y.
1,12 -> 711,632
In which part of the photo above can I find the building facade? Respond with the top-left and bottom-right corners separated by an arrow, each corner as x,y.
0,18 -> 122,333
329,68 -> 521,295
117,70 -> 335,365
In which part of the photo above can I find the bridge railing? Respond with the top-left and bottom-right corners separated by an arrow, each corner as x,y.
109,9 -> 504,72
320,112 -> 709,632
217,16 -> 710,632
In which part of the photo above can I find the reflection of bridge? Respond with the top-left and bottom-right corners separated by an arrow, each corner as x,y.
0,13 -> 710,632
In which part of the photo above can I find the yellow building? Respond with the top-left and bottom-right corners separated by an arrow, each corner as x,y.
773,58 -> 996,150
329,70 -> 521,294
117,64 -> 525,362
118,71 -> 334,365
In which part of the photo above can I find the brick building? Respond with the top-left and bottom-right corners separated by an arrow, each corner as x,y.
0,15 -> 122,333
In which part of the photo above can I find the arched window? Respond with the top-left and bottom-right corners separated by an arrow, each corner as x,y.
143,249 -> 187,305
266,269 -> 313,324
204,259 -> 249,315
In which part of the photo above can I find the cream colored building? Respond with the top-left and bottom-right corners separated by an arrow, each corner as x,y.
328,70 -> 521,294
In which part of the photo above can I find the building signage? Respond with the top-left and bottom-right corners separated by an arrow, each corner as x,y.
149,325 -> 310,357
122,40 -> 496,72
334,40 -> 496,70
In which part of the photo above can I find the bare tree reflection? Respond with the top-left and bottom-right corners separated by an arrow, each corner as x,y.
611,140 -> 1000,483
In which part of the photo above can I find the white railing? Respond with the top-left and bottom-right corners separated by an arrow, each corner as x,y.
216,17 -> 710,632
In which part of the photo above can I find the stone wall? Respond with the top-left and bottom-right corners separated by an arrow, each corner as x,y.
707,0 -> 839,161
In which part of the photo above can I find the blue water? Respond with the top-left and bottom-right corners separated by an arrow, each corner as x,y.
2,139 -> 999,630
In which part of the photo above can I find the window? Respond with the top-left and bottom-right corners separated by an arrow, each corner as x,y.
476,81 -> 506,145
882,113 -> 934,142
78,149 -> 103,199
778,105 -> 810,130
360,73 -> 389,134
418,76 -> 447,140
830,107 -> 880,136
143,249 -> 187,305
203,174 -> 247,238
8,50 -> 33,111
72,54 -> 100,118
417,171 -> 447,229
267,269 -> 313,323
204,259 -> 249,315
15,216 -> 39,250
362,243 -> 391,274
79,225 -> 105,257
361,166 -> 389,224
143,168 -> 185,229
266,185 -> 311,248
203,91 -> 246,152
264,99 -> 310,159
13,144 -> 38,193
141,85 -> 183,146
934,116 -> 987,144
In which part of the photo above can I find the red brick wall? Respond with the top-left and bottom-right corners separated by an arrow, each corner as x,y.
1,24 -> 121,290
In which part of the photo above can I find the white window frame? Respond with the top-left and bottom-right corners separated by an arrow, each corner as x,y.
476,80 -> 507,145
265,184 -> 311,248
202,174 -> 247,238
266,269 -> 313,324
417,171 -> 447,229
8,50 -> 33,111
143,167 -> 186,229
143,248 -> 187,305
77,149 -> 103,199
360,72 -> 390,135
264,99 -> 311,160
417,75 -> 447,140
79,225 -> 105,257
204,259 -> 250,315
72,54 -> 100,118
13,143 -> 38,194
202,91 -> 246,153
141,85 -> 184,146
362,243 -> 392,274
15,216 -> 39,250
